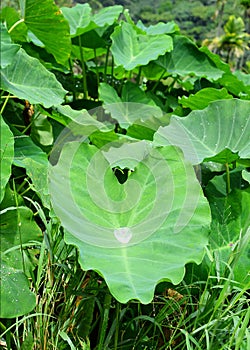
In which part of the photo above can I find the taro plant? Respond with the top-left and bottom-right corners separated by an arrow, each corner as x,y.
0,0 -> 250,349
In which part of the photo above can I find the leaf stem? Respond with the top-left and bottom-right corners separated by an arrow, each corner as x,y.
94,48 -> 100,89
78,36 -> 88,99
104,46 -> 110,83
111,54 -> 114,87
0,93 -> 10,115
8,18 -> 24,34
136,66 -> 142,85
68,58 -> 76,101
225,163 -> 231,194
5,319 -> 12,350
151,69 -> 166,93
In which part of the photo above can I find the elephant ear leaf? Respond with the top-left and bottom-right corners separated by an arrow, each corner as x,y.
19,0 -> 71,65
0,49 -> 67,107
110,21 -> 173,71
50,140 -> 210,304
154,99 -> 250,165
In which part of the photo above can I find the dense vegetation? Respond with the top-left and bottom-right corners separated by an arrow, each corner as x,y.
2,0 -> 250,41
0,0 -> 250,349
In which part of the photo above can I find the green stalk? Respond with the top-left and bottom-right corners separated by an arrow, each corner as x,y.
94,48 -> 100,89
97,292 -> 112,350
111,54 -> 114,87
136,66 -> 142,85
68,58 -> 76,101
8,18 -> 24,33
151,69 -> 166,93
6,319 -> 11,350
104,46 -> 110,83
78,36 -> 88,99
225,163 -> 231,194
0,93 -> 10,115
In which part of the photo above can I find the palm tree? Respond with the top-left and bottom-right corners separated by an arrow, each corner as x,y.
203,15 -> 250,68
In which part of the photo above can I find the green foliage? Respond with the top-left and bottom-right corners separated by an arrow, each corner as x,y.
0,1 -> 249,349
0,118 -> 14,202
110,21 -> 173,70
154,99 -> 250,164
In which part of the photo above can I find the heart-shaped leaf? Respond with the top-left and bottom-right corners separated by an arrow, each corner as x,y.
0,49 -> 67,107
50,141 -> 210,303
0,118 -> 14,203
154,99 -> 250,165
110,22 -> 173,71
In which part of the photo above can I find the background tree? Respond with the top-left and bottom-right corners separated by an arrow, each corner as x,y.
203,15 -> 249,68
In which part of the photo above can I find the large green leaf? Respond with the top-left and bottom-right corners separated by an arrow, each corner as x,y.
110,22 -> 173,71
200,47 -> 250,97
61,3 -> 94,37
72,30 -> 107,49
143,36 -> 224,80
50,141 -> 210,303
154,99 -> 250,165
219,72 -> 250,98
179,88 -> 233,110
19,0 -> 71,65
0,48 -> 67,107
0,262 -> 36,318
0,22 -> 20,68
93,5 -> 123,27
61,4 -> 123,37
55,104 -> 108,131
0,118 -> 14,203
99,82 -> 162,128
234,70 -> 250,88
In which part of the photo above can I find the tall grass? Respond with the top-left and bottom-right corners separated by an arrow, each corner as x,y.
1,211 -> 249,350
